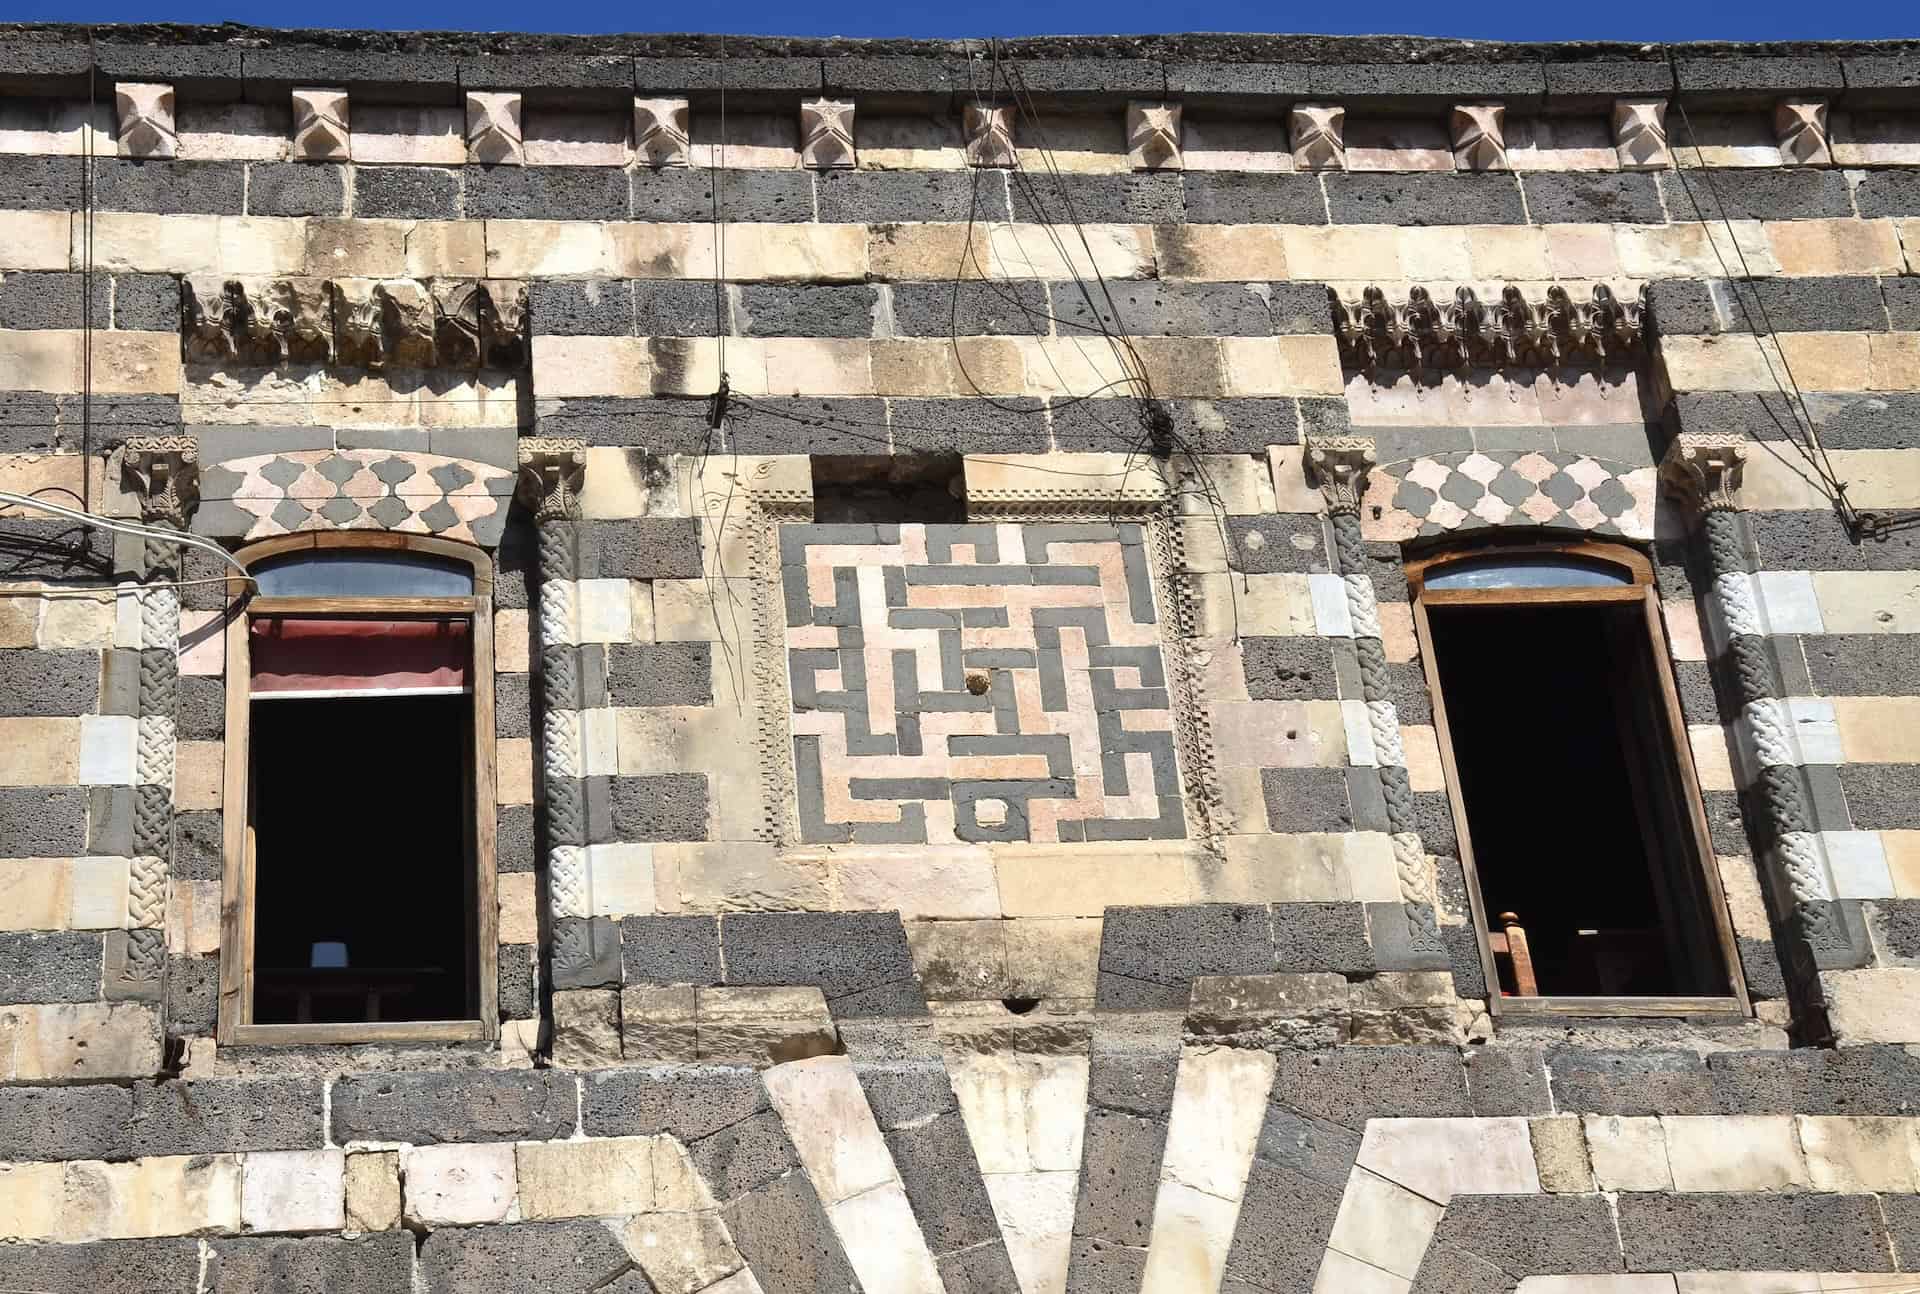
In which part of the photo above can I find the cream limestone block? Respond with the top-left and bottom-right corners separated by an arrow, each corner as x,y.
948,1051 -> 1091,1176
1261,444 -> 1319,515
964,452 -> 1171,503
615,223 -> 868,284
1019,335 -> 1144,399
588,844 -> 656,917
1887,830 -> 1920,898
696,986 -> 835,1064
38,589 -> 114,648
994,841 -> 1192,916
0,210 -> 74,270
177,610 -> 223,675
869,338 -> 960,396
1343,833 -> 1401,903
856,114 -> 965,170
1183,119 -> 1293,173
688,111 -> 797,169
1355,1117 -> 1539,1203
1324,1167 -> 1443,1280
0,453 -> 103,511
1822,967 -> 1920,1043
1772,332 -> 1875,390
486,220 -> 614,277
496,608 -> 530,673
1211,699 -> 1344,769
180,103 -> 292,161
1203,833 -> 1352,902
1221,336 -> 1345,396
983,1171 -> 1080,1294
0,331 -> 80,392
1159,1045 -> 1275,1201
1583,1115 -> 1672,1191
1394,228 -> 1473,281
1870,332 -> 1920,392
1529,1116 -> 1593,1193
305,218 -> 483,278
242,1149 -> 346,1234
907,919 -> 1007,999
531,336 -> 652,399
173,740 -> 223,810
655,841 -> 829,913
651,1135 -> 717,1212
0,858 -> 73,928
402,1143 -> 517,1227
1543,223 -> 1622,279
1466,225 -> 1554,279
0,99 -> 111,156
1812,571 -> 1920,633
525,110 -> 630,166
0,717 -> 81,786
1661,1115 -> 1808,1191
1686,724 -> 1738,791
981,222 -> 1154,281
516,1137 -> 655,1219
0,592 -> 36,647
824,1182 -> 945,1294
91,331 -> 182,395
868,222 -> 978,282
1139,1181 -> 1245,1294
1796,1116 -> 1920,1192
345,1151 -> 401,1231
353,105 -> 466,163
1311,1248 -> 1409,1294
165,878 -> 220,953
1614,221 -> 1771,279
1138,337 -> 1231,400
1718,854 -> 1772,936
0,1161 -> 65,1239
1400,726 -> 1445,793
1283,226 -> 1404,281
1833,697 -> 1920,762
576,577 -> 635,643
580,447 -> 656,520
762,338 -> 875,396
1155,224 -> 1289,279
1192,572 -> 1316,636
1,1001 -> 162,1081
1506,115 -> 1616,170
1663,597 -> 1707,662
1658,334 -> 1781,393
496,872 -> 537,945
497,736 -> 534,805
65,1154 -> 242,1240
765,1055 -> 897,1205
624,1210 -> 749,1293
829,845 -> 1001,919
1769,217 -> 1905,276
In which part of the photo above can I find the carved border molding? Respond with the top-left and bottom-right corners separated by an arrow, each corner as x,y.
182,277 -> 529,373
1360,449 -> 1658,544
1332,283 -> 1648,379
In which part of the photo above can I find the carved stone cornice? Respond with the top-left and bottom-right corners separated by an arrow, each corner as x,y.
1661,432 -> 1748,513
1305,436 -> 1377,516
467,91 -> 524,165
122,435 -> 200,526
1331,282 -> 1647,377
116,82 -> 177,159
1451,103 -> 1507,171
634,97 -> 691,167
181,277 -> 529,372
292,87 -> 350,161
1775,99 -> 1831,166
518,438 -> 588,522
964,103 -> 1016,168
1613,98 -> 1670,170
800,98 -> 856,169
1289,103 -> 1345,171
1127,101 -> 1182,171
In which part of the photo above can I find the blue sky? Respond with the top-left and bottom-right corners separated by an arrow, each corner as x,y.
6,0 -> 1916,40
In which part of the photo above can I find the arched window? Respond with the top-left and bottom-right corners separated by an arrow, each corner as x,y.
218,533 -> 498,1044
1408,539 -> 1748,1016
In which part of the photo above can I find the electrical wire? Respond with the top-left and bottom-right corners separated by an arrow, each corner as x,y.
0,490 -> 255,580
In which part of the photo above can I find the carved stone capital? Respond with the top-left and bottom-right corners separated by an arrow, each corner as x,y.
122,435 -> 200,526
1451,103 -> 1508,172
1306,435 -> 1377,515
1612,98 -> 1670,170
800,98 -> 856,169
1127,101 -> 1183,171
965,103 -> 1016,168
467,91 -> 524,166
518,438 -> 588,522
292,88 -> 350,162
1661,432 -> 1748,513
1775,99 -> 1831,166
634,97 -> 691,167
115,82 -> 177,159
1290,103 -> 1345,171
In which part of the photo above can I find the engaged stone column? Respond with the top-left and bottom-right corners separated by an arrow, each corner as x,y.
113,435 -> 199,1001
1660,433 -> 1868,987
518,439 -> 614,989
1307,436 -> 1446,970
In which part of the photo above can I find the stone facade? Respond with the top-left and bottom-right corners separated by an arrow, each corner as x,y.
1,23 -> 1919,1292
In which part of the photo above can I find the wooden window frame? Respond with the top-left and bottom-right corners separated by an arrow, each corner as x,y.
1407,538 -> 1751,1021
217,532 -> 499,1046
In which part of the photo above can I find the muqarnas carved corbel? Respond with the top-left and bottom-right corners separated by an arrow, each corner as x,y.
1613,99 -> 1670,170
292,87 -> 351,162
1331,282 -> 1648,377
1451,103 -> 1508,171
1775,99 -> 1831,166
183,276 -> 529,372
433,280 -> 531,371
181,278 -> 333,367
634,97 -> 691,167
116,82 -> 178,159
1128,101 -> 1183,170
1290,103 -> 1345,171
965,103 -> 1017,168
800,98 -> 856,169
467,91 -> 524,165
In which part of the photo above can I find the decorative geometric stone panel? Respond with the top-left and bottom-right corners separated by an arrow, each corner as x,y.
1360,450 -> 1657,543
195,449 -> 514,544
782,522 -> 1185,846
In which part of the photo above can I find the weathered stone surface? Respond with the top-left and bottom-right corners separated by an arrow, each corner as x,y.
331,1071 -> 576,1144
129,1078 -> 323,1156
584,1064 -> 769,1141
419,1220 -> 637,1294
0,1082 -> 132,1160
1615,1190 -> 1893,1272
0,1237 -> 199,1294
208,1232 -> 413,1294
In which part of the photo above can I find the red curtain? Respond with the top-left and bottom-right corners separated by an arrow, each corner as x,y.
251,618 -> 470,696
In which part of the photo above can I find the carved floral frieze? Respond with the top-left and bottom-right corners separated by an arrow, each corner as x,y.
181,277 -> 529,372
1331,283 -> 1648,376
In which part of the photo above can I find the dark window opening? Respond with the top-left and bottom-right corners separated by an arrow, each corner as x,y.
250,687 -> 477,1026
811,454 -> 966,524
1427,600 -> 1732,999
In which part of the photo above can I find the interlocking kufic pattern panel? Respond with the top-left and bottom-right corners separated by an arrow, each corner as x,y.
782,521 -> 1186,845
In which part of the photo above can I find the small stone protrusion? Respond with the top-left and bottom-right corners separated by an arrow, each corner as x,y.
1612,98 -> 1671,170
466,91 -> 524,166
1775,99 -> 1832,166
1290,102 -> 1345,171
800,98 -> 857,169
1127,101 -> 1183,171
634,97 -> 692,167
291,87 -> 350,162
115,82 -> 178,159
1451,103 -> 1508,172
965,103 -> 1017,168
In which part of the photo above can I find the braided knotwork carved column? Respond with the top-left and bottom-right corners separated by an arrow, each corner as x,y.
1307,437 -> 1445,965
116,435 -> 199,999
1660,433 -> 1865,983
517,438 -> 606,987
